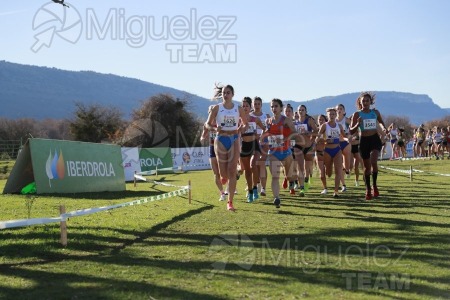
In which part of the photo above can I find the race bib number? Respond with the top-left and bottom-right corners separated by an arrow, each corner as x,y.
209,131 -> 217,140
329,128 -> 340,139
268,135 -> 284,148
222,115 -> 237,128
296,124 -> 308,134
290,139 -> 296,147
244,122 -> 257,134
363,119 -> 377,130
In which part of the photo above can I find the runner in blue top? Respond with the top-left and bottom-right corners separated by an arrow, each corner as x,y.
350,92 -> 388,201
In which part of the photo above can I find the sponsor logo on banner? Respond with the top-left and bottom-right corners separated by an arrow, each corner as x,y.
171,147 -> 211,170
45,148 -> 117,187
46,149 -> 65,186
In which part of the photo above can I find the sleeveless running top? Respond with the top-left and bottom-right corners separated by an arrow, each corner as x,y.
250,111 -> 268,135
267,115 -> 291,151
336,117 -> 349,134
325,123 -> 341,144
216,103 -> 239,131
358,109 -> 377,131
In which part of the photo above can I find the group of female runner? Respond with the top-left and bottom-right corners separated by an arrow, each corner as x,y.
202,85 -> 389,210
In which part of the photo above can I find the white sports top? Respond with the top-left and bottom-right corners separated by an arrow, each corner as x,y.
336,117 -> 349,134
250,111 -> 268,135
325,123 -> 341,144
216,103 -> 239,131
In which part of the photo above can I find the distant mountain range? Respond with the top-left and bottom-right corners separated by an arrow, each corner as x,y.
1,60 -> 448,125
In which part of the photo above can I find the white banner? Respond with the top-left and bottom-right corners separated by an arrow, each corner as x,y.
121,147 -> 141,181
171,147 -> 211,171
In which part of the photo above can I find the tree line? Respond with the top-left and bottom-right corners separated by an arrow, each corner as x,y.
0,94 -> 204,153
1,93 -> 449,153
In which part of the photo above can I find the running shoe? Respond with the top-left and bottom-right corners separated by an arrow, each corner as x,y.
253,188 -> 259,200
355,180 -> 359,187
282,177 -> 288,189
341,185 -> 347,192
227,201 -> 235,211
333,193 -> 339,198
365,190 -> 372,201
247,192 -> 254,203
290,189 -> 295,195
219,193 -> 226,201
372,186 -> 379,198
260,188 -> 266,196
320,189 -> 328,195
299,189 -> 305,197
273,197 -> 281,208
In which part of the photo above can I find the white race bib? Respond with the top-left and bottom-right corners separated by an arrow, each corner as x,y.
223,115 -> 237,128
363,119 -> 377,130
296,124 -> 308,134
244,122 -> 257,134
268,135 -> 284,148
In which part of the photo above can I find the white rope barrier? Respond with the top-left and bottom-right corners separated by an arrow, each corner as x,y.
412,169 -> 450,177
380,165 -> 450,177
0,217 -> 62,229
133,173 -> 189,188
0,187 -> 188,230
379,166 -> 411,175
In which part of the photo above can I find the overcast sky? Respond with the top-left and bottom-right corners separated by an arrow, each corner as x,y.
1,0 -> 450,108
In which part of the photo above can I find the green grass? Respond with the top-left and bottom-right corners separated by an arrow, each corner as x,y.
0,160 -> 14,180
0,158 -> 449,299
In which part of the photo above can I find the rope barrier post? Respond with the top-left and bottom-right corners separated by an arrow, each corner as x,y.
188,180 -> 191,204
156,166 -> 158,177
60,205 -> 67,247
134,171 -> 137,187
410,165 -> 413,182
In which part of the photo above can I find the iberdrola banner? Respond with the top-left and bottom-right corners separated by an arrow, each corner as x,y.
138,147 -> 173,173
3,138 -> 125,194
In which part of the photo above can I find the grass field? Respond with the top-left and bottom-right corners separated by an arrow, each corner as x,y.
0,158 -> 449,299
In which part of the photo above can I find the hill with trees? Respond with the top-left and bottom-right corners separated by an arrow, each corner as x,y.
1,60 -> 448,125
